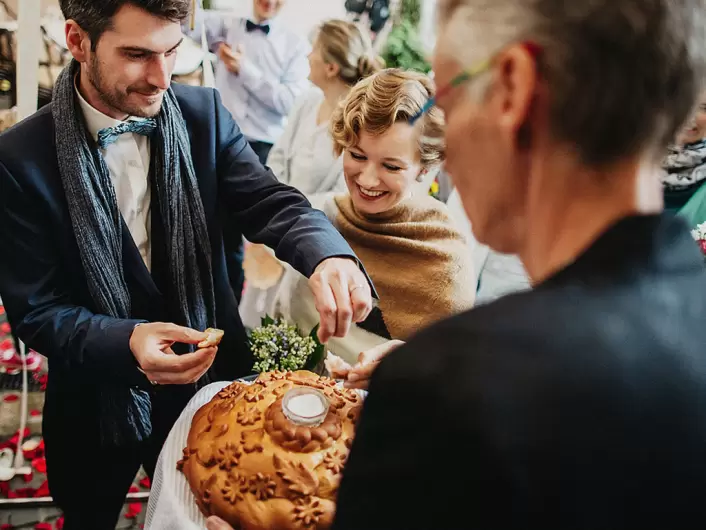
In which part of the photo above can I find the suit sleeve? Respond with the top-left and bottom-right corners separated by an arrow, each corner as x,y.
213,89 -> 374,285
0,161 -> 150,387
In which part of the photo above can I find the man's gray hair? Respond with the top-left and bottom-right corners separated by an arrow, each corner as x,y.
436,0 -> 706,166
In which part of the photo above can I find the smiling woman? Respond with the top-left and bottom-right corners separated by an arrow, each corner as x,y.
241,69 -> 476,364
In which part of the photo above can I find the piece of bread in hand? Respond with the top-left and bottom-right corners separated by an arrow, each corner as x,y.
325,352 -> 353,378
198,328 -> 224,348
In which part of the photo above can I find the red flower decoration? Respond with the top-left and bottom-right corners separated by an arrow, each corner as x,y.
34,480 -> 50,498
125,502 -> 143,519
1,524 -> 13,530
35,523 -> 52,530
32,457 -> 47,474
10,487 -> 37,498
55,516 -> 64,530
8,428 -> 29,451
0,339 -> 12,350
0,482 -> 9,496
23,438 -> 45,460
34,373 -> 48,391
2,394 -> 18,403
0,323 -> 10,334
139,476 -> 151,489
30,409 -> 41,417
22,470 -> 33,483
129,485 -> 139,493
0,305 -> 5,315
699,239 -> 706,255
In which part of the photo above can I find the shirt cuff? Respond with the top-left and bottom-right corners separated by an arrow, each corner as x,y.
238,57 -> 264,87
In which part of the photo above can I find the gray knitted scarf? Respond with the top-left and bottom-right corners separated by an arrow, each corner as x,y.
52,60 -> 217,446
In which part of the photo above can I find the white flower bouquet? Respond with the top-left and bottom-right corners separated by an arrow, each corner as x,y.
250,316 -> 326,374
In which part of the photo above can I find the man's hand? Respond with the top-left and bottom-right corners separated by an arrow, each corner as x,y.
309,258 -> 373,343
206,516 -> 234,530
218,43 -> 244,75
344,340 -> 405,390
129,322 -> 216,385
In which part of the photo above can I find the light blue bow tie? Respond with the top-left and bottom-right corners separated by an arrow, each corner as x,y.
96,119 -> 157,149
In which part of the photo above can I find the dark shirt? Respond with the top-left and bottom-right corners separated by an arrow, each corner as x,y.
334,214 -> 706,530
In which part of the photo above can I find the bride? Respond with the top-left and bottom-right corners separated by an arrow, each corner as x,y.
242,68 -> 475,365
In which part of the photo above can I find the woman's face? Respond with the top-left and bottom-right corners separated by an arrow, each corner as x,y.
678,95 -> 706,146
343,122 -> 424,215
307,39 -> 328,89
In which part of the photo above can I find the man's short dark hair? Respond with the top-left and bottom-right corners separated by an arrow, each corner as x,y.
59,0 -> 191,49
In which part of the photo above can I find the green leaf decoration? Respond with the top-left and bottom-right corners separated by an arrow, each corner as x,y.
261,314 -> 275,327
304,324 -> 326,372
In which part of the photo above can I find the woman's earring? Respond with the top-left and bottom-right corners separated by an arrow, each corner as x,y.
416,171 -> 426,182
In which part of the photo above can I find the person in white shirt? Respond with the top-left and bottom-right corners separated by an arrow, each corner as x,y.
239,19 -> 383,331
189,0 -> 311,300
191,0 -> 311,163
267,19 -> 383,196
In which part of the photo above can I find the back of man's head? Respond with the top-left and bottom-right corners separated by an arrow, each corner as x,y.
436,0 -> 706,166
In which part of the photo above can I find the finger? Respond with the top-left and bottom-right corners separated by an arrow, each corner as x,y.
219,44 -> 236,58
329,273 -> 353,338
343,378 -> 370,390
312,281 -> 337,344
164,347 -> 176,355
348,359 -> 379,383
329,366 -> 351,379
154,323 -> 207,345
207,516 -> 234,530
141,346 -> 216,374
146,348 -> 217,384
357,339 -> 405,365
350,271 -> 373,322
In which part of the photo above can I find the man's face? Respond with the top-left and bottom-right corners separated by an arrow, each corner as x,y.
432,43 -> 530,254
79,4 -> 183,118
253,0 -> 286,21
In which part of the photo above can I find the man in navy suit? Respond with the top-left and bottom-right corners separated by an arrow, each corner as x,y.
0,1 -> 373,528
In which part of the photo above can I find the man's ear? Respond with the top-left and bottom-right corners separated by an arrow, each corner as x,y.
495,43 -> 538,144
65,20 -> 91,63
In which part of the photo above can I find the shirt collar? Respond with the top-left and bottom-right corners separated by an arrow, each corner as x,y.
74,75 -> 146,142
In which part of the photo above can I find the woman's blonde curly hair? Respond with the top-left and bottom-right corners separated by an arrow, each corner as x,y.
330,69 -> 445,169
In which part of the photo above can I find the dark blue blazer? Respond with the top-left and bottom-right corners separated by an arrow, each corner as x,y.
0,84 -> 358,393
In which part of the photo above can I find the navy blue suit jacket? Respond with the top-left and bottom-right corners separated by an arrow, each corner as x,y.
0,84 -> 358,393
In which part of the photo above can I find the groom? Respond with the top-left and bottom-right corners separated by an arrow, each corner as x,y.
0,1 -> 373,528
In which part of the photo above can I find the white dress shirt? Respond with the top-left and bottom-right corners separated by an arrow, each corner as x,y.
75,84 -> 152,271
189,12 -> 311,144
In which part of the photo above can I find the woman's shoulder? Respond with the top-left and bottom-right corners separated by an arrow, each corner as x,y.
295,88 -> 325,113
405,194 -> 458,226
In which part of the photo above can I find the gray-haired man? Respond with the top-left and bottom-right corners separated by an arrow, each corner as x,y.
332,0 -> 706,528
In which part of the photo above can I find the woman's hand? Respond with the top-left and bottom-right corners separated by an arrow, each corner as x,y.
343,340 -> 405,390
